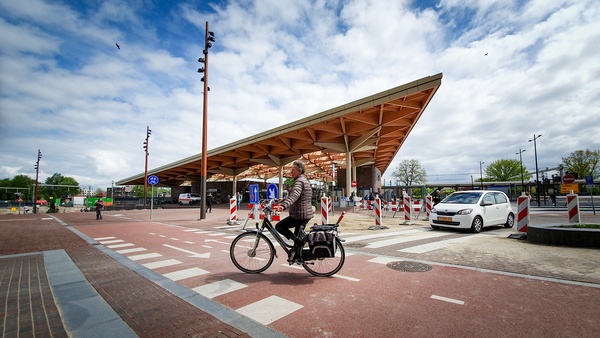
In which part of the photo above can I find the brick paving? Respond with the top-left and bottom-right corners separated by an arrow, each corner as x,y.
0,214 -> 251,338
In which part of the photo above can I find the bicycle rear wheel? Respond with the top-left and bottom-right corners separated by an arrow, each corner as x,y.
230,232 -> 275,273
303,238 -> 345,277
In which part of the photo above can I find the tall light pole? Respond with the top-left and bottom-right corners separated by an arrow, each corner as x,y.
197,22 -> 215,220
34,149 -> 42,214
143,126 -> 151,209
529,134 -> 542,207
516,149 -> 526,192
479,161 -> 485,189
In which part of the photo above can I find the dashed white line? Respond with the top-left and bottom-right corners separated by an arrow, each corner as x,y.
431,295 -> 464,305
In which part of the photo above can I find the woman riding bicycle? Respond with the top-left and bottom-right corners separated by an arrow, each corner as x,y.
273,160 -> 313,263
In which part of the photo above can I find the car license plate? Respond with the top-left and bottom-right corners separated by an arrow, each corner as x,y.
439,216 -> 452,222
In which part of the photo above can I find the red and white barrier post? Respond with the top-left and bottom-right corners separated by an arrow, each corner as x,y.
517,192 -> 529,233
567,191 -> 580,223
374,197 -> 382,227
321,196 -> 329,224
425,195 -> 433,220
402,195 -> 412,224
227,197 -> 238,224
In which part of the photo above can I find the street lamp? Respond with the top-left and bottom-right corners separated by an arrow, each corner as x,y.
143,126 -> 151,209
197,22 -> 215,220
34,149 -> 42,214
479,161 -> 485,189
516,149 -> 526,192
529,134 -> 542,207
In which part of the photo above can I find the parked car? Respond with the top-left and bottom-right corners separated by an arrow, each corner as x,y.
429,190 -> 514,232
178,193 -> 202,205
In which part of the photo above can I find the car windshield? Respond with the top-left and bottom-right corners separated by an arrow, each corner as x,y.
441,192 -> 482,204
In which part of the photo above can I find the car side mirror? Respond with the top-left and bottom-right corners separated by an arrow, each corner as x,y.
481,201 -> 493,206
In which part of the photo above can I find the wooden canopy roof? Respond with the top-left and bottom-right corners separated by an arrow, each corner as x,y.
116,73 -> 442,187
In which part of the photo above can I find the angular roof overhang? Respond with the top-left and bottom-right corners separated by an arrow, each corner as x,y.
116,73 -> 442,186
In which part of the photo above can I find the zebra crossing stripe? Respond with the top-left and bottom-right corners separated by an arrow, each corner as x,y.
99,239 -> 124,244
399,235 -> 476,254
343,228 -> 429,243
142,259 -> 182,269
163,267 -> 210,281
106,243 -> 134,249
366,231 -> 453,248
94,236 -> 116,241
128,252 -> 162,261
193,279 -> 247,299
116,247 -> 147,254
237,296 -> 303,325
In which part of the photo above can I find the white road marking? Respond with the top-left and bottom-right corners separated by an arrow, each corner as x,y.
184,241 -> 195,244
205,239 -> 230,246
116,247 -> 147,254
193,279 -> 247,299
163,267 -> 210,281
431,295 -> 464,305
237,296 -> 303,325
343,228 -> 429,243
399,235 -> 476,254
106,243 -> 134,249
170,238 -> 179,241
163,244 -> 210,258
142,259 -> 182,269
368,257 -> 398,265
367,231 -> 454,248
94,236 -> 116,241
128,252 -> 162,261
99,239 -> 124,244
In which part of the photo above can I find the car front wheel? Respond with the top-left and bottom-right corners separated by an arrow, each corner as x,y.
470,216 -> 483,233
504,213 -> 515,228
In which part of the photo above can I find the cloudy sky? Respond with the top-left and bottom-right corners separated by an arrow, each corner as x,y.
1,0 -> 599,191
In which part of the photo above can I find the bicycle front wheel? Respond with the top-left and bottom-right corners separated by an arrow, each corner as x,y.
230,232 -> 275,274
303,238 -> 345,277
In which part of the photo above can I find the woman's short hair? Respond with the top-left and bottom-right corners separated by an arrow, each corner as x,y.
293,160 -> 306,174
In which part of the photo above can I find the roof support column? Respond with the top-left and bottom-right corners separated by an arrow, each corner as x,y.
346,151 -> 352,198
278,166 -> 283,199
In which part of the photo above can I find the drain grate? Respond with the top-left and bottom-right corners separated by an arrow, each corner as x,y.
387,261 -> 432,272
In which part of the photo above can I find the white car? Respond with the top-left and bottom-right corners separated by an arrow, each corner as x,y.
178,193 -> 202,205
430,190 -> 514,232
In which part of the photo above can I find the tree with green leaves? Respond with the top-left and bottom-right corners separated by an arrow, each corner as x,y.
485,159 -> 531,182
0,175 -> 35,200
391,159 -> 427,186
562,149 -> 600,179
40,173 -> 80,199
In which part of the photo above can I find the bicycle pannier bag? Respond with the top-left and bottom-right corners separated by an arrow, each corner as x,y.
307,229 -> 336,258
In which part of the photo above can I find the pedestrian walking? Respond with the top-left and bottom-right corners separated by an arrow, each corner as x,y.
206,193 -> 212,213
95,198 -> 104,220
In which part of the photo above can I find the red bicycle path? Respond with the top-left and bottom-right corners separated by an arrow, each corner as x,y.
72,210 -> 599,337
2,206 -> 599,337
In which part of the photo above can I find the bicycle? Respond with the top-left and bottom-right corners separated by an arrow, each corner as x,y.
230,199 -> 346,277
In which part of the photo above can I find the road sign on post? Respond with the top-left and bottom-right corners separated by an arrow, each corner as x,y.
267,183 -> 279,200
148,175 -> 159,185
563,174 -> 575,184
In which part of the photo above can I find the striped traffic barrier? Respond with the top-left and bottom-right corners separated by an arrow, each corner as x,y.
425,195 -> 433,220
567,191 -> 580,223
517,193 -> 529,232
227,198 -> 238,224
402,195 -> 412,224
390,201 -> 398,212
321,196 -> 329,225
374,197 -> 382,227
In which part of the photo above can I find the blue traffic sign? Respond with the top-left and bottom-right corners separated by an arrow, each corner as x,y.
586,175 -> 594,188
249,184 -> 259,204
148,175 -> 159,185
267,183 -> 279,200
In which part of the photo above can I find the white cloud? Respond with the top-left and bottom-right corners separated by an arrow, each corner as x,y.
0,0 -> 598,191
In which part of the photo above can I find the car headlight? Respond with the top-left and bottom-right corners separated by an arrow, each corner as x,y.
456,208 -> 473,215
431,208 -> 437,214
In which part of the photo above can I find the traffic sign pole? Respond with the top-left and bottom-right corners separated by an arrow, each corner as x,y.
148,175 -> 159,220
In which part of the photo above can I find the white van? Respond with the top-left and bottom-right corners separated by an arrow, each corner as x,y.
178,193 -> 202,205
